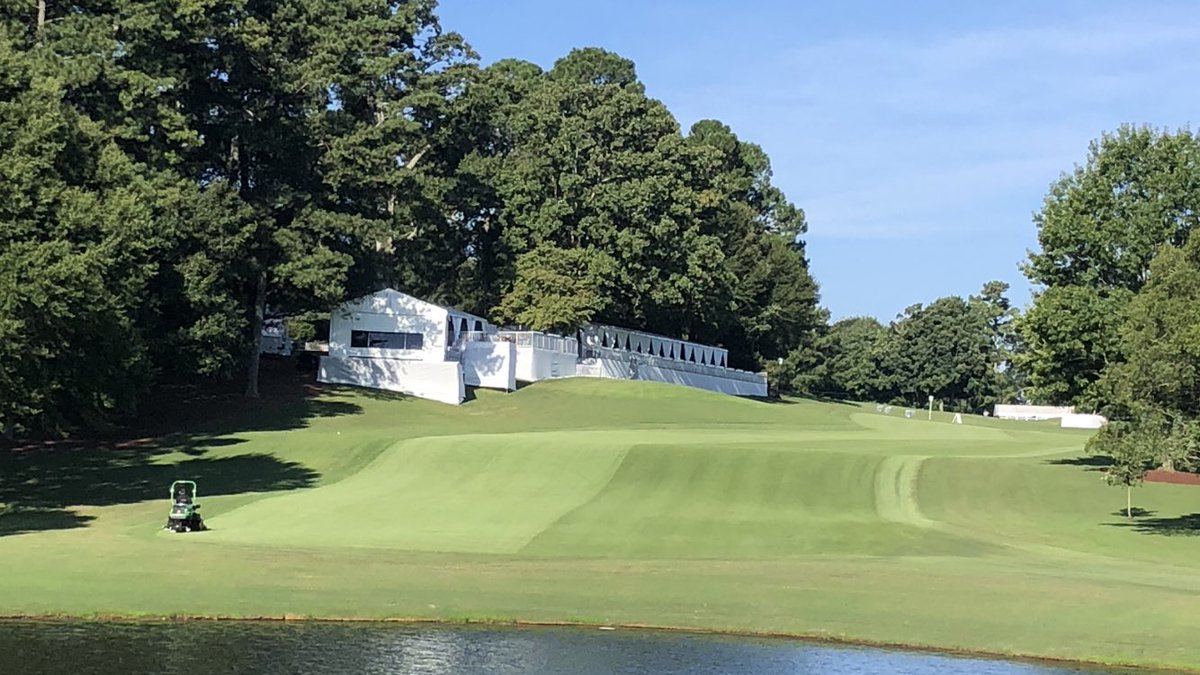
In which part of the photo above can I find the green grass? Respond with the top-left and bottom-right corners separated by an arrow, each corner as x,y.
3,377 -> 1200,670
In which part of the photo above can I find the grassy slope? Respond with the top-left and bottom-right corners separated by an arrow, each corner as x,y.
2,378 -> 1199,670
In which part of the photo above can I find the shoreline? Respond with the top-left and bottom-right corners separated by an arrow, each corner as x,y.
0,612 -> 1189,674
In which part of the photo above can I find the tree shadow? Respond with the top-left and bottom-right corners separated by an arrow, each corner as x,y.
0,361 -> 364,537
1110,507 -> 1155,519
0,508 -> 94,536
804,395 -> 860,407
749,396 -> 798,405
324,384 -> 413,403
1110,513 -> 1200,536
1045,455 -> 1113,472
0,441 -> 321,538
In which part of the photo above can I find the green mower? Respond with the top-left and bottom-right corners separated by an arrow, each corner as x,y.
164,480 -> 206,533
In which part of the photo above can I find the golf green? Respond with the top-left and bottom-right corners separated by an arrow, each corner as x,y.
2,379 -> 1198,671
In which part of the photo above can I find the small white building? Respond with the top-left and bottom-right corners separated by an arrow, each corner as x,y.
317,289 -> 516,404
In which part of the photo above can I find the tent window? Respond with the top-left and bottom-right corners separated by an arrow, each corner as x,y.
351,330 -> 424,350
474,320 -> 483,332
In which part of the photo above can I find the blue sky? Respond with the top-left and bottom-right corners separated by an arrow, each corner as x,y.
437,1 -> 1200,321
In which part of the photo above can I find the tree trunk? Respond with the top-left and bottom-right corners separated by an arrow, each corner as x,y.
36,0 -> 45,32
1126,485 -> 1132,519
245,268 -> 267,398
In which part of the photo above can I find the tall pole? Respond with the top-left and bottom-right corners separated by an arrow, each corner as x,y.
927,395 -> 934,421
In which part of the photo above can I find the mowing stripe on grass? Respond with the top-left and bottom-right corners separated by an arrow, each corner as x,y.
873,455 -> 934,528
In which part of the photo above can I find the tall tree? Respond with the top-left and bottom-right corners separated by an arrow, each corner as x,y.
1021,125 -> 1200,405
388,57 -> 540,313
686,119 -> 822,370
877,284 -> 1013,411
456,53 -> 822,371
176,0 -> 470,397
810,317 -> 888,400
1090,230 -> 1200,474
970,281 -> 1023,401
0,0 -> 195,434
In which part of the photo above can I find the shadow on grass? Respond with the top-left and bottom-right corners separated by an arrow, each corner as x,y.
0,361 -> 375,537
1110,512 -> 1200,536
747,396 -> 797,405
0,507 -> 94,536
1111,507 -> 1156,519
0,439 -> 321,538
328,385 -> 414,403
1045,455 -> 1113,472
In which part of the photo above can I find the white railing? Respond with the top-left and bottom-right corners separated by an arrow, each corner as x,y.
444,331 -> 495,361
580,325 -> 729,366
581,346 -> 766,384
497,331 -> 579,355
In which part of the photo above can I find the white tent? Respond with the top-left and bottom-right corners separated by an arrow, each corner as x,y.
318,289 -> 515,404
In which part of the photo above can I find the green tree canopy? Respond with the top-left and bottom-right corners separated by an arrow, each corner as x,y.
443,56 -> 821,371
1021,125 -> 1200,405
0,0 -> 195,434
1090,229 -> 1200,473
494,245 -> 618,334
811,317 -> 888,401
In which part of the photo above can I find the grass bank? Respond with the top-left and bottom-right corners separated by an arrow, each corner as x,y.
2,374 -> 1197,671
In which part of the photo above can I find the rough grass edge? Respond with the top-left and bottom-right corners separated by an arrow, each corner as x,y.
0,612 -> 1187,674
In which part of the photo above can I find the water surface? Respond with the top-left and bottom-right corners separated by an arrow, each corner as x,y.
0,621 -> 1153,675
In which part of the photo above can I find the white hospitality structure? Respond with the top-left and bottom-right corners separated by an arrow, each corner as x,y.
992,404 -> 1106,429
317,289 -> 515,404
574,324 -> 766,397
317,289 -> 768,404
992,404 -> 1076,421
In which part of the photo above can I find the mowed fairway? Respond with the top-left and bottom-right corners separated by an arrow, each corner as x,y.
3,378 -> 1200,670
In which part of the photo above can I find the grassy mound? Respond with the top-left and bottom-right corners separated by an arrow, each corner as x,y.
3,377 -> 1200,670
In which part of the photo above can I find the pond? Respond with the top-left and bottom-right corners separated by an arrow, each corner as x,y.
0,621 -> 1152,675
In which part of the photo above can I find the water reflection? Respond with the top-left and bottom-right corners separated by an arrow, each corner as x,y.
0,621 -> 1149,675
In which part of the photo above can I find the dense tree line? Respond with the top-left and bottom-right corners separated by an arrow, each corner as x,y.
0,1 -> 819,435
774,281 -> 1019,412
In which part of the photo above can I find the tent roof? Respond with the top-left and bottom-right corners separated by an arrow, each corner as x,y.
356,288 -> 491,325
